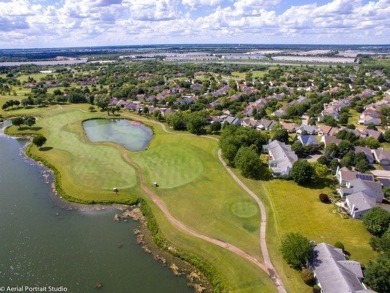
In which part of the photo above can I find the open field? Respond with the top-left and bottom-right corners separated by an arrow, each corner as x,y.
238,175 -> 377,293
1,103 -> 275,292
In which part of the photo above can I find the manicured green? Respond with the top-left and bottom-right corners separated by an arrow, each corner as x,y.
231,200 -> 258,218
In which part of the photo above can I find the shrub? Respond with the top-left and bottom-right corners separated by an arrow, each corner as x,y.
312,285 -> 321,293
280,232 -> 313,270
319,193 -> 330,203
301,268 -> 315,285
334,241 -> 345,251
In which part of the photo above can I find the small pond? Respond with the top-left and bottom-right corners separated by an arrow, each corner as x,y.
83,119 -> 153,151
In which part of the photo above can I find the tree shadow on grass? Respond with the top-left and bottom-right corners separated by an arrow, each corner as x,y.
39,146 -> 53,151
18,126 -> 42,131
302,178 -> 336,189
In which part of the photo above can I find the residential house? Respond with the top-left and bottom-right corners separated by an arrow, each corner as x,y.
256,119 -> 277,131
273,96 -> 308,117
372,148 -> 390,166
310,243 -> 372,293
317,125 -> 333,136
223,116 -> 242,126
359,113 -> 382,126
354,146 -> 375,164
335,167 -> 374,185
241,118 -> 258,128
296,125 -> 318,135
321,136 -> 341,148
346,192 -> 376,219
280,122 -> 298,133
298,135 -> 319,146
243,99 -> 268,116
358,129 -> 383,141
263,140 -> 298,176
338,178 -> 384,203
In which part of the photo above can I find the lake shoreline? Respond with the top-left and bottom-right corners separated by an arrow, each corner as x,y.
4,126 -> 213,293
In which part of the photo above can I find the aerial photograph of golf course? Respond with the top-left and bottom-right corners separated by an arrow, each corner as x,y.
1,1 -> 389,289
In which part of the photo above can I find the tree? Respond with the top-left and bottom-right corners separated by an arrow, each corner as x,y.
338,112 -> 349,125
32,135 -> 47,148
291,160 -> 314,185
186,112 -> 206,135
210,121 -> 221,133
292,140 -> 305,157
280,232 -> 313,270
313,163 -> 328,179
24,117 -> 36,128
355,158 -> 369,173
364,254 -> 390,293
323,115 -> 338,127
384,129 -> 390,143
370,228 -> 390,253
272,128 -> 289,144
363,207 -> 390,236
234,147 -> 261,179
11,117 -> 24,128
338,140 -> 353,156
166,112 -> 187,130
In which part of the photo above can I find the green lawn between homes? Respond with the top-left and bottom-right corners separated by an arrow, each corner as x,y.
237,174 -> 378,293
1,102 -> 275,292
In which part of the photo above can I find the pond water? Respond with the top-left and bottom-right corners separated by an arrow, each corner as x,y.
83,119 -> 153,151
0,122 -> 191,293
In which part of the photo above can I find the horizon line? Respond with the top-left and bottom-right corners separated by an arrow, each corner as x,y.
1,43 -> 390,51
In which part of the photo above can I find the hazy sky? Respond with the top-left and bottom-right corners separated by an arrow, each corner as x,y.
0,0 -> 389,48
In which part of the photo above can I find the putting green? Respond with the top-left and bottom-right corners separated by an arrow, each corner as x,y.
132,143 -> 204,189
231,200 -> 258,218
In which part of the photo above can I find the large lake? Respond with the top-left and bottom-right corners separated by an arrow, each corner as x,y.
83,119 -> 153,152
0,123 -> 190,293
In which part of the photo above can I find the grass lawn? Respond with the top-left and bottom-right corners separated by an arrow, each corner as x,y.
238,175 -> 378,293
124,112 -> 262,259
1,104 -> 276,292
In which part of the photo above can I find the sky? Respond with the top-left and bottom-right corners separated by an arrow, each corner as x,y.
0,0 -> 389,48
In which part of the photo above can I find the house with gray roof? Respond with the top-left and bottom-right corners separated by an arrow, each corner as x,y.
338,178 -> 384,203
335,166 -> 374,185
296,125 -> 319,135
298,135 -> 319,146
310,243 -> 374,293
263,140 -> 298,176
372,148 -> 390,166
354,146 -> 375,164
256,119 -> 276,131
345,192 -> 376,219
223,116 -> 241,126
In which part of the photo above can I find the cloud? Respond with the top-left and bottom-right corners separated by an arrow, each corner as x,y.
0,0 -> 388,47
182,0 -> 222,7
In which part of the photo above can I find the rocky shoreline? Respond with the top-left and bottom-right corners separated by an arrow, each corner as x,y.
114,205 -> 213,293
4,125 -> 214,292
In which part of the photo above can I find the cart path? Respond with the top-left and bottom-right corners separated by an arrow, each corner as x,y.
216,149 -> 286,292
118,113 -> 287,292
